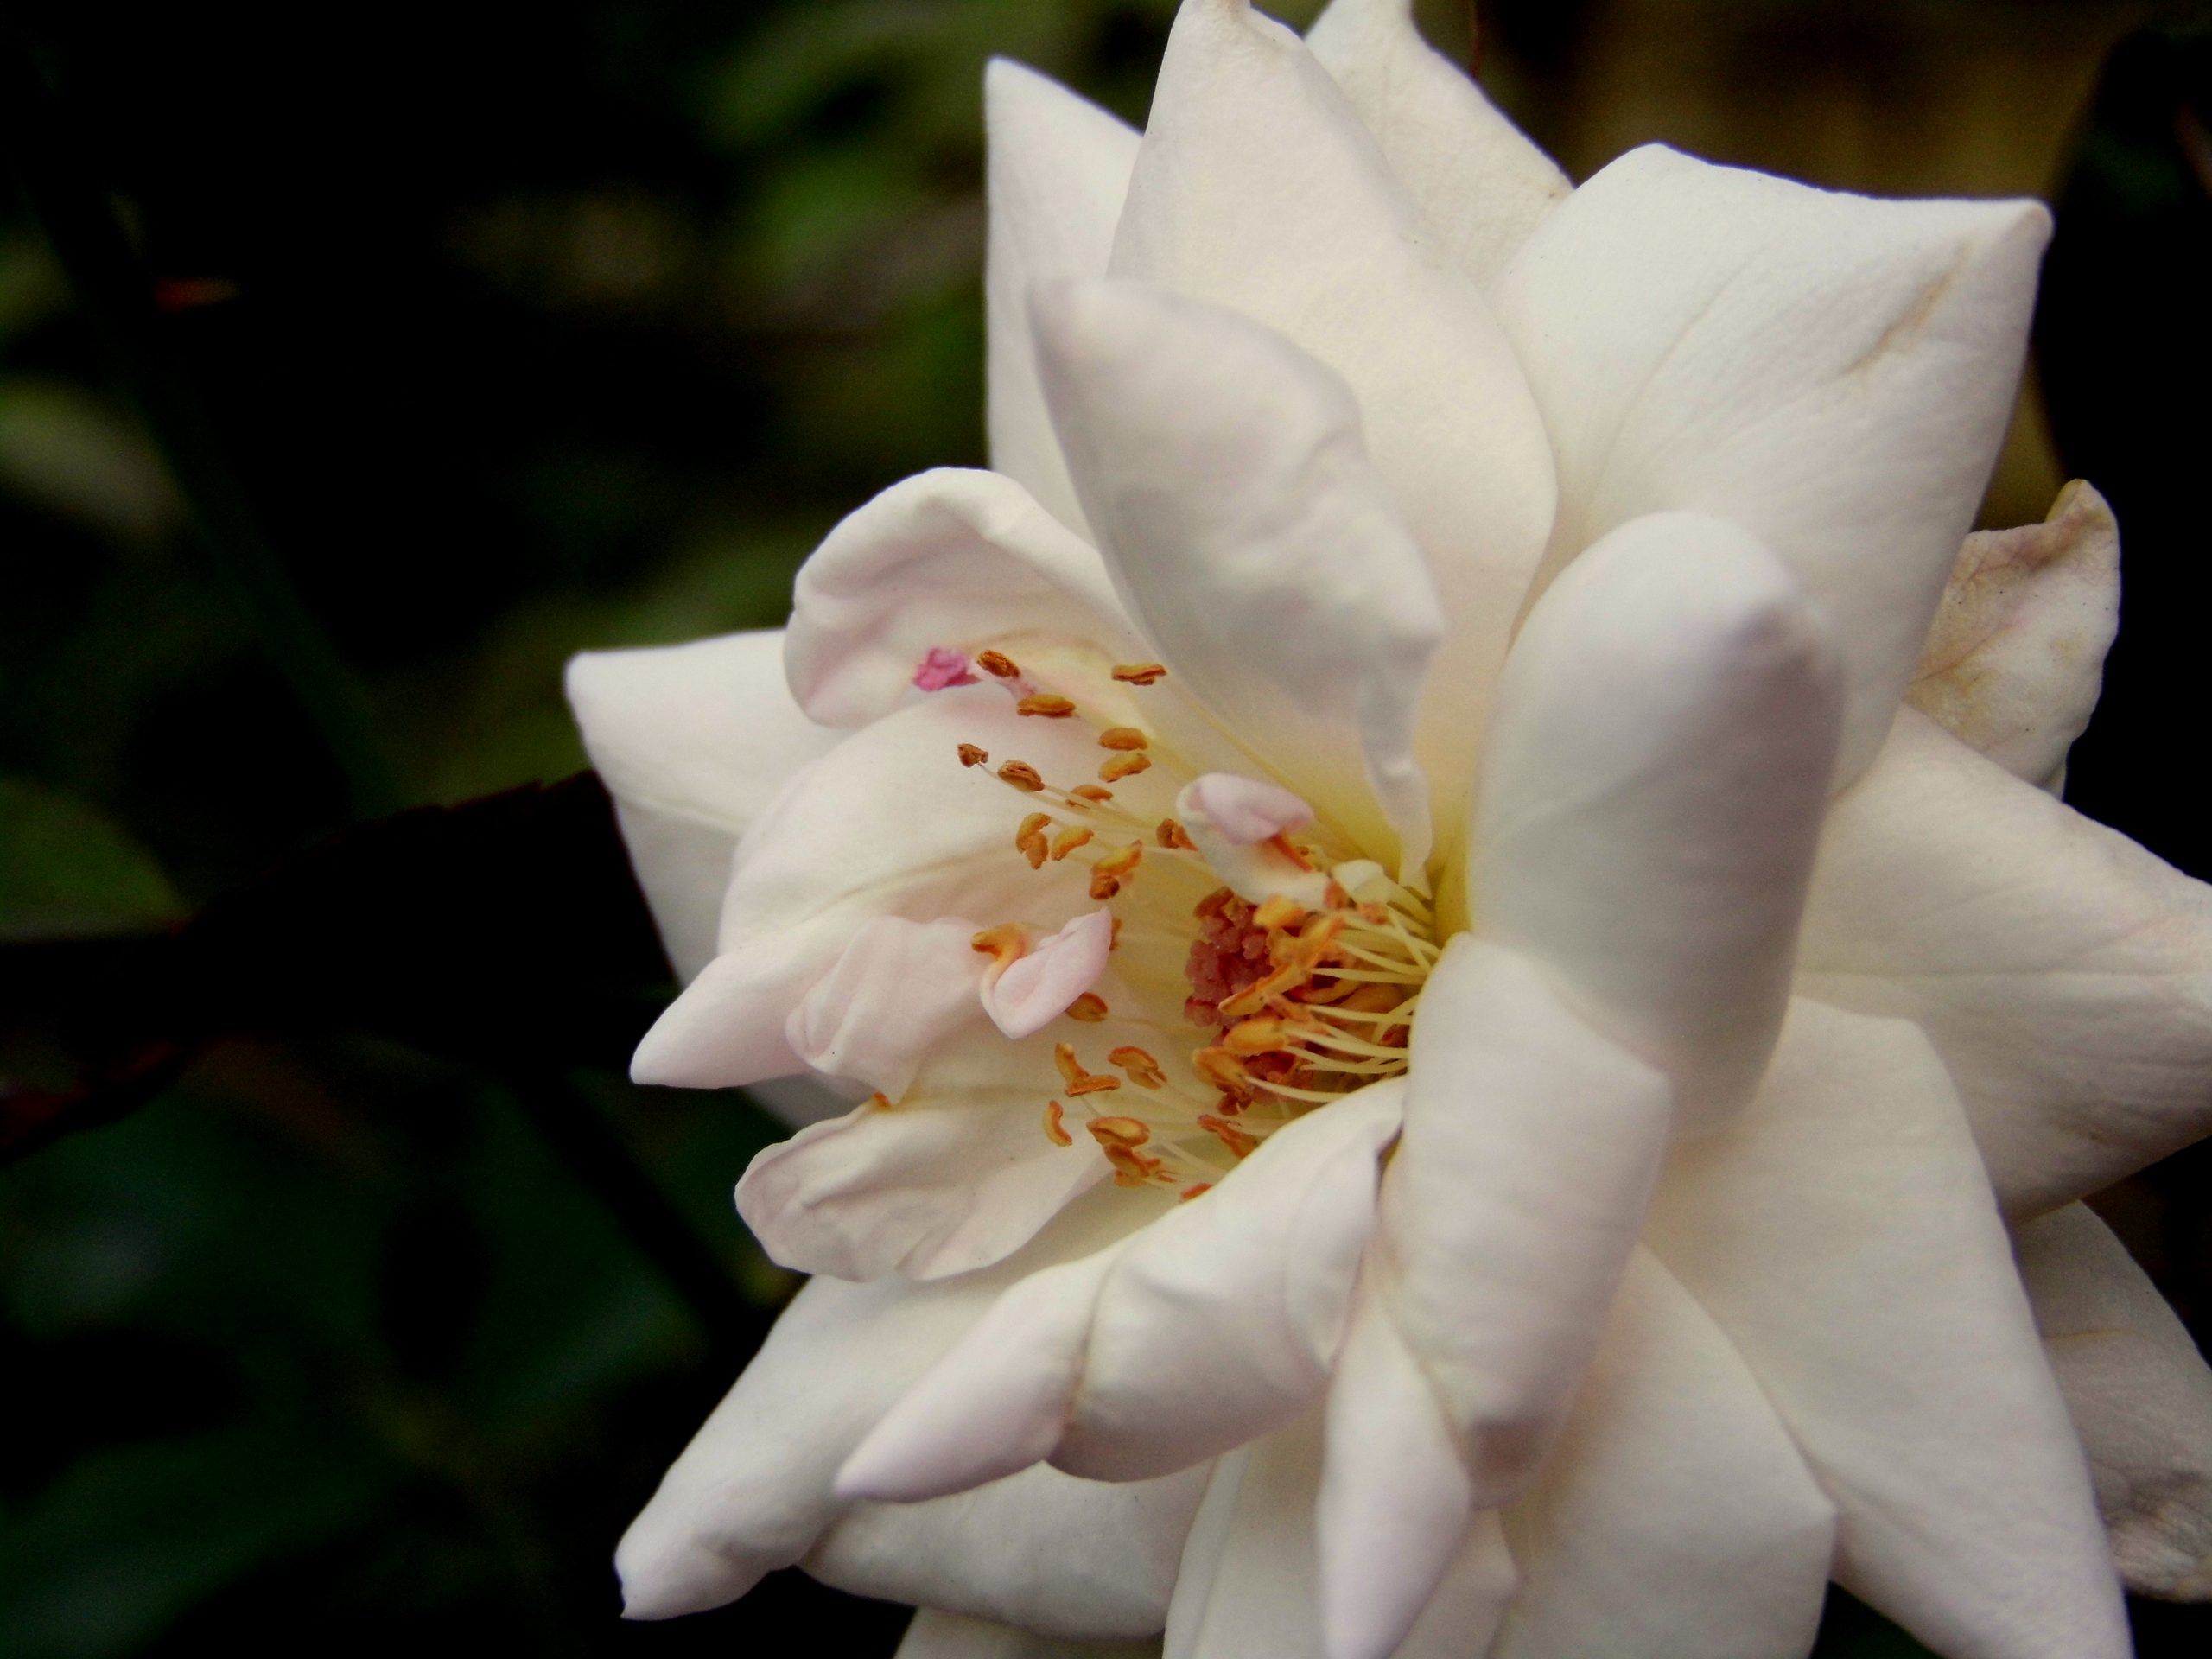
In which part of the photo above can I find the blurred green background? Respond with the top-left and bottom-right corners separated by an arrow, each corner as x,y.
1,1 -> 2207,1654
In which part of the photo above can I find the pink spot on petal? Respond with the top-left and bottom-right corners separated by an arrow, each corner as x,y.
914,647 -> 980,691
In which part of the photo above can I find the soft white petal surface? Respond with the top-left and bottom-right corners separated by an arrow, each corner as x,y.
1305,0 -> 1569,286
815,1462 -> 1206,1641
567,629 -> 841,980
1491,143 -> 2050,785
785,915 -> 987,1096
2017,1202 -> 2212,1600
1169,1418 -> 1515,1659
1108,0 -> 1556,825
1475,510 -> 1841,1123
1319,938 -> 1669,1658
984,60 -> 1141,543
1035,279 -> 1440,865
839,1085 -> 1402,1496
1646,997 -> 2128,1659
1907,480 -> 2120,791
1492,1250 -> 1835,1659
1799,708 -> 2212,1218
898,1612 -> 1159,1659
632,687 -> 1141,1090
785,467 -> 1133,728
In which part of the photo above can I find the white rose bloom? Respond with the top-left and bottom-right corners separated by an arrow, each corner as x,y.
566,3 -> 2212,1656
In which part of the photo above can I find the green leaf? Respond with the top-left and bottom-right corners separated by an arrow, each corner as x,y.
0,777 -> 181,942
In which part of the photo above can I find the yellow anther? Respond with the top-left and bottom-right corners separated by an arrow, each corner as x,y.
1015,811 -> 1052,868
1069,785 -> 1115,805
1224,1018 -> 1302,1057
998,760 -> 1046,792
971,924 -> 1026,968
1099,751 -> 1152,783
1050,826 -> 1094,861
1055,1042 -> 1122,1096
1196,1113 -> 1259,1159
1095,842 -> 1144,879
1267,832 -> 1316,871
1157,817 -> 1196,850
1042,1099 -> 1073,1147
1253,894 -> 1306,931
1090,872 -> 1123,902
1098,727 -> 1148,751
1111,662 -> 1167,685
1087,1116 -> 1151,1147
1180,1183 -> 1213,1202
976,649 -> 1021,678
1066,992 -> 1109,1022
1018,693 -> 1077,719
1109,1046 -> 1166,1089
1192,1046 -> 1252,1092
957,743 -> 989,768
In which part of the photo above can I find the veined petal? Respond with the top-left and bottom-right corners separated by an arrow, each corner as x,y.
617,1190 -> 1147,1621
816,1462 -> 1205,1643
897,1611 -> 1160,1659
632,686 -> 1147,1090
1907,480 -> 2120,792
1798,708 -> 2212,1218
2016,1202 -> 2212,1600
567,629 -> 841,981
1646,998 -> 2129,1659
1318,938 -> 1671,1659
785,467 -> 1134,728
1491,144 -> 2050,785
1034,279 -> 1441,870
1492,1250 -> 1835,1659
1109,0 -> 1556,830
985,60 -> 1141,543
836,1085 -> 1402,1498
1474,511 -> 1841,1125
1168,1419 -> 1515,1659
1305,0 -> 1569,286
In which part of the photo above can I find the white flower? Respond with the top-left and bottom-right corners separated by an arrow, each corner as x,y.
567,3 -> 2212,1656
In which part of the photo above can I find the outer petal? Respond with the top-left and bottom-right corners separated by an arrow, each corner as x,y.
1645,998 -> 2128,1659
817,1462 -> 1205,1643
1305,0 -> 1569,286
1035,280 -> 1442,868
1490,144 -> 2050,785
1474,510 -> 1842,1124
567,629 -> 841,981
836,1084 -> 1402,1499
1491,1250 -> 1835,1659
784,915 -> 988,1097
632,686 -> 1155,1090
1107,0 -> 1557,830
2016,1202 -> 2212,1599
1317,938 -> 1670,1659
785,467 -> 1134,728
1906,480 -> 2120,792
898,1613 -> 1159,1659
1797,708 -> 2212,1217
1166,1418 -> 1516,1659
984,60 -> 1140,543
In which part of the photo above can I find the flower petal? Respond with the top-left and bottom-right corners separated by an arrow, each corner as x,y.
567,629 -> 841,981
1168,1418 -> 1515,1659
1474,510 -> 1841,1124
785,916 -> 988,1096
836,1084 -> 1402,1498
785,467 -> 1135,728
1645,997 -> 2129,1659
1491,1250 -> 1835,1659
1304,0 -> 1569,286
1797,708 -> 2212,1218
984,909 -> 1116,1040
896,1612 -> 1160,1659
2016,1202 -> 2212,1600
632,686 -> 1142,1090
617,1191 -> 1147,1621
817,1462 -> 1205,1643
1034,279 -> 1442,869
1906,480 -> 2120,792
1317,938 -> 1671,1659
1490,144 -> 2050,785
1108,0 -> 1556,828
984,60 -> 1141,543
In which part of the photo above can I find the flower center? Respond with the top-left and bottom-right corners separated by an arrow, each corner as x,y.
921,645 -> 1439,1199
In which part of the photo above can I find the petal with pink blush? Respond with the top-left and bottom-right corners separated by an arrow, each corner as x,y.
984,910 -> 1118,1039
1177,774 -> 1333,908
785,916 -> 988,1097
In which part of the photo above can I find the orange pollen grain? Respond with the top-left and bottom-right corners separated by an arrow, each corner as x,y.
1109,1046 -> 1166,1089
998,760 -> 1045,792
1050,826 -> 1094,860
1066,992 -> 1109,1022
1098,727 -> 1148,751
1018,693 -> 1077,719
957,743 -> 989,768
1112,663 -> 1167,685
1042,1100 -> 1073,1147
1099,751 -> 1152,783
976,649 -> 1021,678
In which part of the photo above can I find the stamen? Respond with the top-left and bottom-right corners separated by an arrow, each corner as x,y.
1050,827 -> 1094,861
1042,1100 -> 1073,1147
1070,785 -> 1115,806
976,649 -> 1022,679
1196,1114 -> 1258,1159
957,743 -> 989,768
1109,1046 -> 1166,1090
1096,842 -> 1144,879
1090,871 -> 1123,902
1055,1042 -> 1122,1096
1100,752 -> 1152,784
1016,810 -> 1052,869
998,760 -> 1046,792
971,924 -> 1026,969
1111,663 -> 1167,685
1066,993 -> 1109,1022
1018,694 -> 1077,719
1180,1183 -> 1213,1202
1098,727 -> 1148,751
1253,894 -> 1306,931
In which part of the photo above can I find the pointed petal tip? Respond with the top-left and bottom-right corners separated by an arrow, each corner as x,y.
612,1522 -> 761,1621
